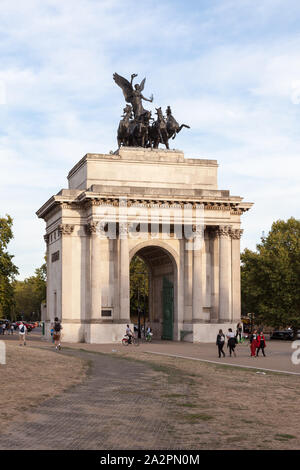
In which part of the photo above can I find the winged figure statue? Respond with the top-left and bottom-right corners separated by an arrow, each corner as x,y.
113,73 -> 153,119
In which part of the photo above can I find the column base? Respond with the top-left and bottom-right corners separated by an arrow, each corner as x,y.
182,322 -> 238,343
43,320 -> 133,344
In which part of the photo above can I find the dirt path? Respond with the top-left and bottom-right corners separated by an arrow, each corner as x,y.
0,342 -> 87,429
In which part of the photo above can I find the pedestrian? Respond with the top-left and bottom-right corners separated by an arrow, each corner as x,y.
18,321 -> 27,346
226,328 -> 237,357
256,331 -> 266,357
236,322 -> 243,342
10,323 -> 14,335
249,329 -> 258,357
2,323 -> 6,335
216,329 -> 226,358
0,323 -> 3,335
52,317 -> 62,350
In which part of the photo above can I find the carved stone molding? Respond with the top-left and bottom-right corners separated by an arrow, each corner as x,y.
84,222 -> 99,235
217,225 -> 232,238
44,234 -> 50,245
58,224 -> 74,235
230,208 -> 243,215
230,228 -> 243,240
119,223 -> 129,239
205,203 -> 230,211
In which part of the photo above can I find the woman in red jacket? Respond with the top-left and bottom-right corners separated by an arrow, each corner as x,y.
256,331 -> 266,357
250,329 -> 258,357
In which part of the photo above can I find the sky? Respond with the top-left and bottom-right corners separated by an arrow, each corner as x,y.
0,0 -> 300,279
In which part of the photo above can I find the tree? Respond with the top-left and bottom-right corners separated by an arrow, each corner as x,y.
241,217 -> 300,331
13,262 -> 47,321
130,255 -> 149,322
0,215 -> 19,318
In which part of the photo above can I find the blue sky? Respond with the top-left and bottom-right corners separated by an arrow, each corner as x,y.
0,0 -> 300,279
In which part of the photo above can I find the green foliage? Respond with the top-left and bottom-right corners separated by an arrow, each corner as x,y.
0,215 -> 19,318
13,263 -> 47,321
130,255 -> 149,322
241,217 -> 300,329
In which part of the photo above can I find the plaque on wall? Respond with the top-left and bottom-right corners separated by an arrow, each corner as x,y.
101,309 -> 112,317
51,251 -> 60,262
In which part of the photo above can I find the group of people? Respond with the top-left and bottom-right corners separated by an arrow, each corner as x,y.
125,324 -> 153,343
0,322 -> 15,335
249,330 -> 266,357
216,326 -> 267,358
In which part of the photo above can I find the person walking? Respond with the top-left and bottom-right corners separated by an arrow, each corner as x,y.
236,322 -> 243,343
249,329 -> 258,357
2,323 -> 6,335
10,323 -> 14,335
52,317 -> 62,350
256,331 -> 266,357
216,329 -> 226,358
18,321 -> 27,346
226,328 -> 237,357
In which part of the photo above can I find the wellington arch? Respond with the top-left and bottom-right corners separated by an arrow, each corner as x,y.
37,147 -> 253,343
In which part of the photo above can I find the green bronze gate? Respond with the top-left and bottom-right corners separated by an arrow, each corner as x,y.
162,277 -> 174,340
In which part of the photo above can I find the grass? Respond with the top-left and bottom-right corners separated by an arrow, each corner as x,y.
178,403 -> 199,408
275,434 -> 296,441
183,413 -> 214,423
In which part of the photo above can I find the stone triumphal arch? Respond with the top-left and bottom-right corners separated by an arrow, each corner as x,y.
37,147 -> 252,343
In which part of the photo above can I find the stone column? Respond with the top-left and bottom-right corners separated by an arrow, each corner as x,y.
192,228 -> 204,321
184,238 -> 193,322
44,234 -> 50,322
231,228 -> 243,322
209,227 -> 219,322
218,225 -> 232,322
86,222 -> 102,320
58,224 -> 74,320
119,223 -> 130,321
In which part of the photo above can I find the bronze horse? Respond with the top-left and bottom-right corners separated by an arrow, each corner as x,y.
151,107 -> 169,149
166,106 -> 190,140
117,105 -> 133,147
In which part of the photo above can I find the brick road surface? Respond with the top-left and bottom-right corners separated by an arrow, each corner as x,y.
0,349 -> 178,450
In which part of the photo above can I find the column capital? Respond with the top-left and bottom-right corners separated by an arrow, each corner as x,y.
217,225 -> 232,238
58,224 -> 74,236
119,222 -> 129,239
85,222 -> 98,235
230,228 -> 243,239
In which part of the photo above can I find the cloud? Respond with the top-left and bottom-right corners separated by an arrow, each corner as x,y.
0,0 -> 300,278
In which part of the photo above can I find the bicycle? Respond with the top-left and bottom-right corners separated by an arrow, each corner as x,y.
122,334 -> 139,346
145,332 -> 153,342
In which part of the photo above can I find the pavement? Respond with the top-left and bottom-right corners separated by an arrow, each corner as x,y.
60,337 -> 300,376
3,331 -> 300,375
1,333 -> 300,449
0,348 -> 177,450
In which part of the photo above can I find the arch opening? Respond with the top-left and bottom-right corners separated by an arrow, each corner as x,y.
130,245 -> 176,340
